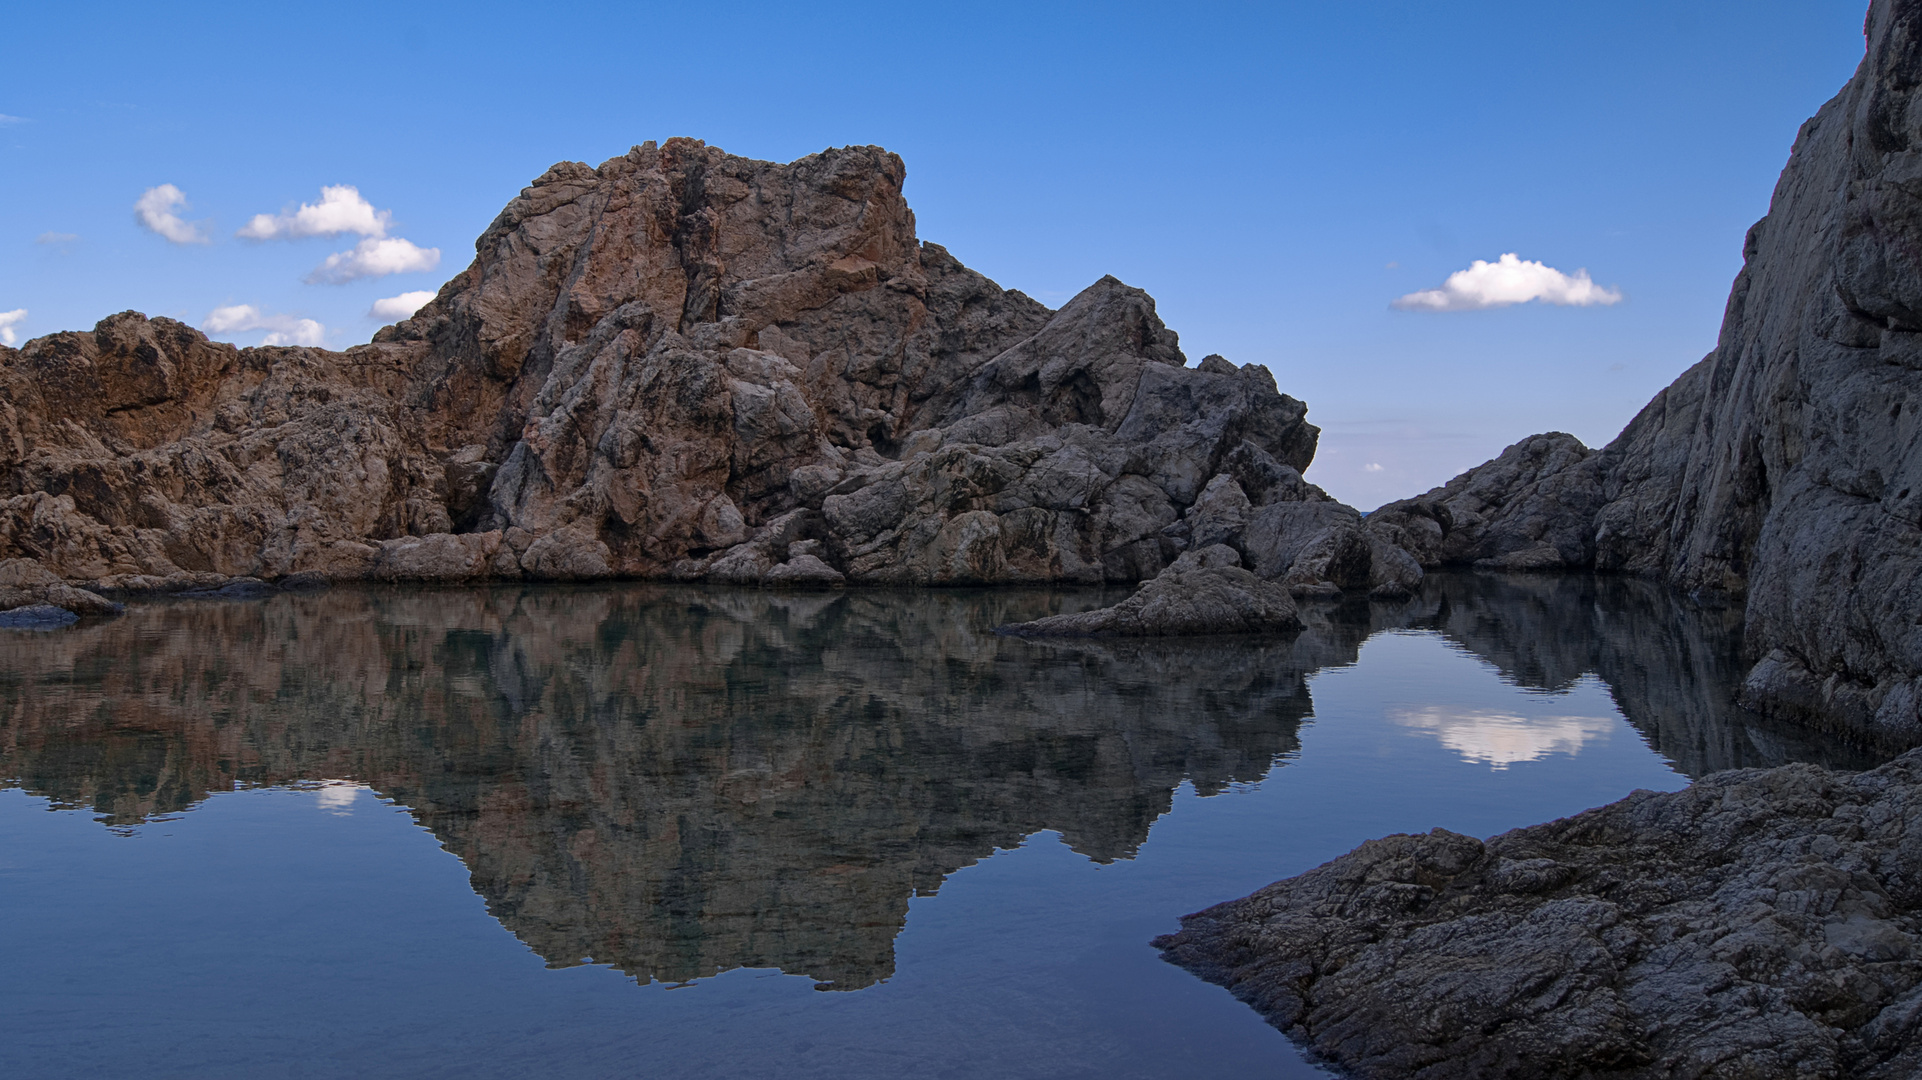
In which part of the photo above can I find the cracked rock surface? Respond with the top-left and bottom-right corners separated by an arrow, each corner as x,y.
1157,748 -> 1922,1080
0,139 -> 1418,597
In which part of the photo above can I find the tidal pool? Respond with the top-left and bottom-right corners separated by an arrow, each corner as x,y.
0,574 -> 1879,1078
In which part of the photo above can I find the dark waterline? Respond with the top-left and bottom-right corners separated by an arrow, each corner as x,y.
0,574 -> 1883,1078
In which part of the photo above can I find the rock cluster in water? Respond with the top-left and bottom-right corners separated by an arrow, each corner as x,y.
1156,748 -> 1922,1080
1371,0 -> 1922,746
0,139 -> 1422,614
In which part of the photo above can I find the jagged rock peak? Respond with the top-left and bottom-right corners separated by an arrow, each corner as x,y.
0,140 -> 1417,595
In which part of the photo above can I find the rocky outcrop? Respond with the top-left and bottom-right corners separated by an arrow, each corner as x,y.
1373,0 -> 1922,744
0,558 -> 119,620
0,139 -> 1399,596
997,546 -> 1301,637
1156,748 -> 1922,1080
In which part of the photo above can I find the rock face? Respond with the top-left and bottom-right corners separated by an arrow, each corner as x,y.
1156,748 -> 1922,1080
0,139 -> 1400,595
1379,0 -> 1922,745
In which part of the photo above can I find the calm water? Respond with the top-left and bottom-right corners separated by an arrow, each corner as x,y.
0,574 -> 1880,1079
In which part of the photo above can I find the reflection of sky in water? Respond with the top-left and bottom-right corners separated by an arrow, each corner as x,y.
312,780 -> 364,813
1390,707 -> 1617,769
0,580 -> 1835,1080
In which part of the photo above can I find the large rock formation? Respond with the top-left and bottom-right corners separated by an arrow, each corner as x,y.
0,139 -> 1412,595
1156,749 -> 1922,1080
1376,0 -> 1922,745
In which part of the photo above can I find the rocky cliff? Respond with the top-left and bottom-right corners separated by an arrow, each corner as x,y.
1374,0 -> 1922,746
0,139 -> 1421,596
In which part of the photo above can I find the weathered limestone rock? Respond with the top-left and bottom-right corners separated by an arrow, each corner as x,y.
1156,748 -> 1922,1080
0,139 -> 1336,593
0,558 -> 119,618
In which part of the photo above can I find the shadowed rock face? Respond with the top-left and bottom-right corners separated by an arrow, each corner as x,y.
0,579 -> 1842,993
0,139 -> 1337,592
1371,0 -> 1922,745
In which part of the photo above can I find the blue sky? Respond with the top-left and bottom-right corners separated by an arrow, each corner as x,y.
0,1 -> 1869,508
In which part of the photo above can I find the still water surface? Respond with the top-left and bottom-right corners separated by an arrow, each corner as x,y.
0,574 -> 1881,1078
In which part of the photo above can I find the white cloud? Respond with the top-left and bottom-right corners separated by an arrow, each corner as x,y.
1391,707 -> 1616,769
0,114 -> 25,125
134,184 -> 210,245
369,290 -> 436,321
238,185 -> 391,241
306,237 -> 440,284
1393,253 -> 1621,312
202,304 -> 326,347
0,309 -> 25,347
35,231 -> 78,246
1363,462 -> 1384,473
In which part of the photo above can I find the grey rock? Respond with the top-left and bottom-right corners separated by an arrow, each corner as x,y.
762,553 -> 846,588
1155,747 -> 1922,1080
998,564 -> 1301,637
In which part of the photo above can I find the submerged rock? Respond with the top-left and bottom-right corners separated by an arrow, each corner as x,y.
0,603 -> 78,629
1155,748 -> 1922,1080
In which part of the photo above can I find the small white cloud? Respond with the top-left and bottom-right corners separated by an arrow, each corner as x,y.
1363,462 -> 1384,473
0,114 -> 25,125
1393,253 -> 1621,312
202,304 -> 326,347
0,309 -> 26,346
369,290 -> 436,321
306,237 -> 440,284
238,185 -> 391,241
35,231 -> 79,246
134,184 -> 211,245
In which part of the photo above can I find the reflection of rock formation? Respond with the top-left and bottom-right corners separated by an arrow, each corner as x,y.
1410,572 -> 1886,775
0,578 -> 1866,992
0,586 -> 1319,990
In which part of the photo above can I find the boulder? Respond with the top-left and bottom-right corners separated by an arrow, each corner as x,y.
998,561 -> 1300,638
763,554 -> 846,587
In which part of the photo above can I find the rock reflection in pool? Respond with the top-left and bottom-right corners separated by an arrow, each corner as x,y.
0,572 -> 1886,1078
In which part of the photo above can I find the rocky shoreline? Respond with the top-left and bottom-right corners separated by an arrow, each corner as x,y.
1155,749 -> 1922,1080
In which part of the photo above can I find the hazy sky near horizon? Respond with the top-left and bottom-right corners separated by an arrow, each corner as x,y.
0,0 -> 1870,507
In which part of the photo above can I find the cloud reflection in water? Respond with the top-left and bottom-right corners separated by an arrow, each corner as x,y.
1390,706 -> 1617,769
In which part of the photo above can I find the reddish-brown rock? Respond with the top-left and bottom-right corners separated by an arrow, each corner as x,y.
1,139 -> 1346,591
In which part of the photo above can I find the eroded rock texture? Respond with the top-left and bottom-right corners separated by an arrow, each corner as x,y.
1378,0 -> 1922,744
1156,749 -> 1922,1080
0,139 -> 1405,593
